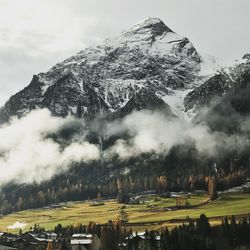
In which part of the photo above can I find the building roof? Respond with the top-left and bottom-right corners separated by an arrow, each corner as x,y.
126,232 -> 161,241
34,237 -> 52,242
72,233 -> 92,238
71,239 -> 92,245
47,232 -> 57,237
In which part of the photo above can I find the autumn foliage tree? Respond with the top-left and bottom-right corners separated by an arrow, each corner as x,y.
208,176 -> 218,200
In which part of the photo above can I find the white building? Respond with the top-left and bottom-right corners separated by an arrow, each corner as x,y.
71,233 -> 100,250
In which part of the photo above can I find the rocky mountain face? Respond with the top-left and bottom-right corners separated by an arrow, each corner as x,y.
0,17 -> 209,123
184,60 -> 250,116
0,17 -> 249,125
192,60 -> 250,133
184,73 -> 233,111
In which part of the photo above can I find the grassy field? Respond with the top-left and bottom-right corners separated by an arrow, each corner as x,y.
0,192 -> 249,233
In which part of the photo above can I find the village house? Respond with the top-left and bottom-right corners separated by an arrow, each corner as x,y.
126,232 -> 161,250
0,231 -> 59,250
71,233 -> 101,250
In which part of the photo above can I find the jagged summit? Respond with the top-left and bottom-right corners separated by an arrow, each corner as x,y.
125,17 -> 173,35
102,17 -> 180,54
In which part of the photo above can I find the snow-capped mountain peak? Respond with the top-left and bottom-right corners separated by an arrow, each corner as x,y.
124,17 -> 173,35
0,18 -> 219,122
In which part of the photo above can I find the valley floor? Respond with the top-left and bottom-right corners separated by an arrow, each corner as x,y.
0,192 -> 249,233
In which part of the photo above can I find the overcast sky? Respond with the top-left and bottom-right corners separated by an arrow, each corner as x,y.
0,0 -> 249,106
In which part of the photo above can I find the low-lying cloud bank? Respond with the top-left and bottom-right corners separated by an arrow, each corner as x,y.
0,109 -> 99,185
0,108 -> 249,185
104,110 -> 249,160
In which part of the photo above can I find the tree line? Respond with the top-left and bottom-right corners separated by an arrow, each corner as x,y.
0,166 -> 247,215
0,140 -> 249,215
50,213 -> 250,249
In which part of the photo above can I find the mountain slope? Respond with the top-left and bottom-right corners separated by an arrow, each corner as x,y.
0,17 -> 206,123
184,60 -> 250,115
198,63 -> 250,131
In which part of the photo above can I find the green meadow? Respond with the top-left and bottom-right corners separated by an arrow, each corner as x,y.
0,192 -> 249,233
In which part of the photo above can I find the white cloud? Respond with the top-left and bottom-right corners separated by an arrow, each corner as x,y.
105,110 -> 248,160
0,108 -> 248,185
0,109 -> 100,185
105,111 -> 215,159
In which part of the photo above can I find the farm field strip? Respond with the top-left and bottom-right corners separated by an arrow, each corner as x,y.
0,192 -> 249,233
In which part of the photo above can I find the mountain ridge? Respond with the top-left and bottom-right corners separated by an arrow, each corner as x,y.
1,17 -> 249,124
0,17 -> 211,123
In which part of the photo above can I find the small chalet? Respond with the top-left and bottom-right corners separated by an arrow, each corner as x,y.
71,233 -> 101,250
